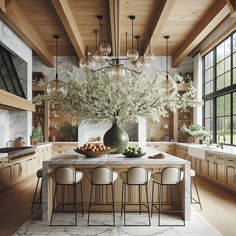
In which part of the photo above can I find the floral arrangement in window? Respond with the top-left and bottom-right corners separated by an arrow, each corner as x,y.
33,68 -> 200,125
182,124 -> 208,137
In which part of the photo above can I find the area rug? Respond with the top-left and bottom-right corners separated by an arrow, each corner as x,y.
13,209 -> 221,236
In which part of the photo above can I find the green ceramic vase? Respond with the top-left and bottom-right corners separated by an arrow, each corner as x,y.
103,122 -> 129,154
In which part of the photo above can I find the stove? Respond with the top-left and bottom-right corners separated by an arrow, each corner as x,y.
0,146 -> 35,162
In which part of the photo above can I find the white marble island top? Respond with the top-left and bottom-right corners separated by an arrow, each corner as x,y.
45,147 -> 188,166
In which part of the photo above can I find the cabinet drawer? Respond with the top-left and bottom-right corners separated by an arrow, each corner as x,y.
215,155 -> 225,163
226,157 -> 236,166
206,153 -> 215,161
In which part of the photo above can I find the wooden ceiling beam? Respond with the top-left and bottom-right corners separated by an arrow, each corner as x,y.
51,0 -> 85,59
226,0 -> 236,17
0,0 -> 53,67
172,0 -> 230,68
109,0 -> 121,57
142,0 -> 176,55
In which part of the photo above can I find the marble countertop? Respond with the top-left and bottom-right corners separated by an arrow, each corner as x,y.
44,147 -> 188,166
0,153 -> 8,159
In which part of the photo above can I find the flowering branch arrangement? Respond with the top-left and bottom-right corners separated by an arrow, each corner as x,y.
33,69 -> 200,125
182,124 -> 208,137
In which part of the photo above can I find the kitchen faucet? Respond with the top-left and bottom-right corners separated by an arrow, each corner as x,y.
217,135 -> 226,149
203,135 -> 212,146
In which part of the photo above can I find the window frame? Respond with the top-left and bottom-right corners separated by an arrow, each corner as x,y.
203,32 -> 236,146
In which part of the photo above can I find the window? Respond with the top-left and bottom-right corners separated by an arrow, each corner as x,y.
203,32 -> 236,145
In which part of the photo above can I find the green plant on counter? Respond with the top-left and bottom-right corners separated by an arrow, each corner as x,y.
31,127 -> 42,144
182,124 -> 208,137
177,72 -> 193,84
59,122 -> 78,141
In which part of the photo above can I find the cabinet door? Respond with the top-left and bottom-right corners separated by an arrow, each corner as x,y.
3,165 -> 12,185
199,160 -> 207,176
225,166 -> 236,189
12,163 -> 23,180
208,161 -> 215,179
215,163 -> 225,183
26,158 -> 34,175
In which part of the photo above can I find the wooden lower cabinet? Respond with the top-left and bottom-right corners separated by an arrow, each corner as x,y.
225,165 -> 236,189
0,144 -> 52,189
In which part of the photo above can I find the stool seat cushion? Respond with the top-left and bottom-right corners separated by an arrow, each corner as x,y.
51,170 -> 83,184
120,171 -> 151,184
191,169 -> 195,177
86,171 -> 118,184
37,168 -> 42,178
152,171 -> 184,184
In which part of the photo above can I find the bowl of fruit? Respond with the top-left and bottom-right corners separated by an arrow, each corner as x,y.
74,143 -> 111,158
123,145 -> 146,158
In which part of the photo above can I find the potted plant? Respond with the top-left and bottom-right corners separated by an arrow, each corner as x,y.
31,127 -> 42,145
182,124 -> 208,143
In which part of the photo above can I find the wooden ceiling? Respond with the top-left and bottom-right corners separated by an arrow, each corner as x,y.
0,0 -> 232,67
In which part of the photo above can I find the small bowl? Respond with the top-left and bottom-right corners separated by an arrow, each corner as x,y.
122,152 -> 146,158
74,149 -> 109,158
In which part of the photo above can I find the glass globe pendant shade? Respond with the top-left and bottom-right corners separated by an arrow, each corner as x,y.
127,49 -> 139,62
92,49 -> 105,63
47,79 -> 67,100
99,42 -> 111,56
159,76 -> 178,97
136,56 -> 147,69
108,65 -> 126,79
79,55 -> 94,71
144,51 -> 155,63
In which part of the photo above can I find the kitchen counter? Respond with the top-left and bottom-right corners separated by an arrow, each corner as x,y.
0,153 -> 8,159
42,147 -> 191,224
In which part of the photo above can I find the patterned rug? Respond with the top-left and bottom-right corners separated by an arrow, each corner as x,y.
13,208 -> 221,236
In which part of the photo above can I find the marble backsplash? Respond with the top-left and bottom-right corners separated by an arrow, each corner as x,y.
0,109 -> 9,147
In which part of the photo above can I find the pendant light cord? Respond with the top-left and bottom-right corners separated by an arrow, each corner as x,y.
149,29 -> 151,54
131,18 -> 134,49
55,35 -> 58,80
164,35 -> 170,80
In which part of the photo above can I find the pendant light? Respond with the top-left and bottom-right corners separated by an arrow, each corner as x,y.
127,15 -> 139,61
79,45 -> 94,71
47,35 -> 67,100
99,1 -> 111,56
144,29 -> 155,63
93,15 -> 105,63
160,36 -> 177,97
134,35 -> 146,69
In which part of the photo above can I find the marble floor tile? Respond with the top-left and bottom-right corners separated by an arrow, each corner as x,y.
13,209 -> 221,236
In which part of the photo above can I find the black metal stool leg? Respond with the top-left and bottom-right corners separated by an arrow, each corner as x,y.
193,177 -> 202,210
151,181 -> 155,217
124,183 -> 127,226
139,185 -> 141,215
177,183 -> 185,226
87,184 -> 93,226
145,184 -> 151,226
121,182 -> 124,217
31,177 -> 40,212
111,184 -> 115,226
50,184 -> 58,226
158,184 -> 162,226
80,182 -> 84,217
73,184 -> 77,226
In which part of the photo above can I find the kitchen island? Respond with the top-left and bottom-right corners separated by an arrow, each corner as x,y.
42,147 -> 191,224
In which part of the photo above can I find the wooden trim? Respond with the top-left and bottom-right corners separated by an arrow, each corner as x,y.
142,0 -> 176,55
172,0 -> 230,68
201,20 -> 236,56
0,89 -> 35,112
109,0 -> 121,57
0,0 -> 53,67
226,0 -> 236,17
51,0 -> 85,59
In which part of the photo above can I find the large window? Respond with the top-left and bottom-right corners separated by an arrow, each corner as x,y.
203,32 -> 236,145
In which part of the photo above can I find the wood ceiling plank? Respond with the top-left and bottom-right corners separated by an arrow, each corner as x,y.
226,0 -> 236,17
172,0 -> 230,67
142,0 -> 176,55
0,0 -> 53,67
51,0 -> 85,59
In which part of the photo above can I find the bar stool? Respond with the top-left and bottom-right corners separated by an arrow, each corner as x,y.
190,169 -> 202,210
151,167 -> 185,226
120,166 -> 151,226
87,166 -> 118,226
50,166 -> 84,226
31,168 -> 42,212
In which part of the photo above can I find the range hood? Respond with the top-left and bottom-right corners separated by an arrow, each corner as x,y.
0,40 -> 35,112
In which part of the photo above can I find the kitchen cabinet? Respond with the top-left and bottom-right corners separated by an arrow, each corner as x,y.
225,157 -> 236,190
3,165 -> 11,185
12,162 -> 23,180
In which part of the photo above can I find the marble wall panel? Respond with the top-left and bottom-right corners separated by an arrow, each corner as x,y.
0,109 -> 9,147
